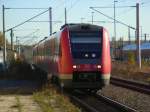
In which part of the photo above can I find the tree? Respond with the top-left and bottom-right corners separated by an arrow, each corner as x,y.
0,31 -> 11,48
0,31 -> 14,61
0,32 -> 4,47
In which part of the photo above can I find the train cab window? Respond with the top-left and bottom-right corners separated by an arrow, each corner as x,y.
70,31 -> 102,59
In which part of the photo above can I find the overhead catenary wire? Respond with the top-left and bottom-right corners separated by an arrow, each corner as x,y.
21,36 -> 40,45
117,0 -> 128,3
118,7 -> 135,16
141,0 -> 150,7
67,0 -> 79,11
91,6 -> 135,8
64,0 -> 79,19
88,20 -> 119,23
15,29 -> 41,45
57,0 -> 79,18
19,34 -> 41,45
28,20 -> 62,23
17,29 -> 40,40
51,0 -> 80,32
49,0 -> 60,8
54,0 -> 79,25
6,9 -> 49,32
90,7 -> 136,30
13,29 -> 41,31
5,8 -> 48,9
91,4 -> 136,18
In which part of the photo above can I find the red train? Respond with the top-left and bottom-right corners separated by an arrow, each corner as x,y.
33,23 -> 111,90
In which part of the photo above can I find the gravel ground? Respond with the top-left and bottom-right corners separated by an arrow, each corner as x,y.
0,95 -> 41,112
0,95 -> 18,112
99,85 -> 150,112
0,79 -> 42,112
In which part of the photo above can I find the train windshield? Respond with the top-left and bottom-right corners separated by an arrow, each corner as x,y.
70,31 -> 102,60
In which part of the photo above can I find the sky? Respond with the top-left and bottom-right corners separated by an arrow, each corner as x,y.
0,0 -> 150,45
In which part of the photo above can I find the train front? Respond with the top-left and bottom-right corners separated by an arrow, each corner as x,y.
69,24 -> 111,89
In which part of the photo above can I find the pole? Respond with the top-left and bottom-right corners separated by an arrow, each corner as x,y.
65,8 -> 67,24
10,29 -> 14,50
2,5 -> 6,64
114,1 -> 117,57
92,12 -> 94,24
140,26 -> 142,42
121,37 -> 124,60
49,7 -> 52,35
128,27 -> 131,44
144,33 -> 146,42
136,3 -> 141,69
135,30 -> 136,44
16,36 -> 18,52
18,40 -> 20,56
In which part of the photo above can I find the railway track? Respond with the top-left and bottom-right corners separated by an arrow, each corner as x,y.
69,90 -> 137,112
110,76 -> 150,95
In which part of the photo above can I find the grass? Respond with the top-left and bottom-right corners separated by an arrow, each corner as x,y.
11,96 -> 23,112
33,85 -> 81,112
112,61 -> 150,83
16,96 -> 22,112
147,77 -> 150,83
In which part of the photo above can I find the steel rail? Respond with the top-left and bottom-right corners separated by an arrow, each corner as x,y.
110,76 -> 150,95
94,93 -> 137,112
70,95 -> 99,112
68,90 -> 137,112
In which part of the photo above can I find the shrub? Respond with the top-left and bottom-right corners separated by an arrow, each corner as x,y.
127,52 -> 136,65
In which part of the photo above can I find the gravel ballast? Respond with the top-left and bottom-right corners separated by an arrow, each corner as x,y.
99,85 -> 150,112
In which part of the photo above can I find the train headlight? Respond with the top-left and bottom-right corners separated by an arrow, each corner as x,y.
85,53 -> 89,57
97,65 -> 101,68
73,65 -> 77,69
92,53 -> 96,58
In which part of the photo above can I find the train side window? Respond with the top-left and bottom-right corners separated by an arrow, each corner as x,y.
37,48 -> 38,56
33,50 -> 35,56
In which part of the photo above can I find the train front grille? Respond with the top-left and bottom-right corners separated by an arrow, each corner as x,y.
73,72 -> 101,82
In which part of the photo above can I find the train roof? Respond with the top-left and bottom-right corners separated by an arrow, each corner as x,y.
34,23 -> 103,48
123,42 -> 150,50
61,23 -> 103,31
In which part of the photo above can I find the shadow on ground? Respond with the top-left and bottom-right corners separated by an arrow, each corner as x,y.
0,60 -> 48,95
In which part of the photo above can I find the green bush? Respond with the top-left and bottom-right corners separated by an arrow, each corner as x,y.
127,52 -> 136,65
